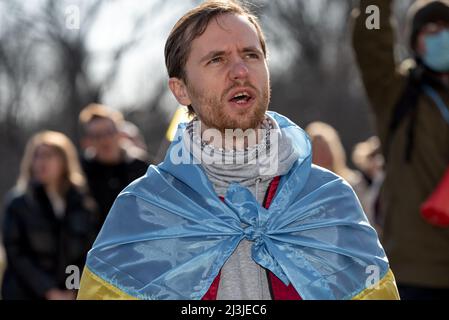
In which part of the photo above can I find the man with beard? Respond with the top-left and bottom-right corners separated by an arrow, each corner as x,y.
77,0 -> 399,300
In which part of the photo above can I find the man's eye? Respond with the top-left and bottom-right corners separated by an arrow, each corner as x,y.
245,53 -> 260,59
208,57 -> 223,64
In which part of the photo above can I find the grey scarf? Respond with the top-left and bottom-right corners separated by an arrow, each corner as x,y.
184,113 -> 300,197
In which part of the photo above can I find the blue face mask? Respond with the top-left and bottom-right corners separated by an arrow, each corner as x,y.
423,29 -> 449,73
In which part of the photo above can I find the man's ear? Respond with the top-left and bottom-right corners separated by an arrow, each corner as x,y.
168,78 -> 192,106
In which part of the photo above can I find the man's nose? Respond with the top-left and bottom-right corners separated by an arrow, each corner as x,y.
229,59 -> 249,80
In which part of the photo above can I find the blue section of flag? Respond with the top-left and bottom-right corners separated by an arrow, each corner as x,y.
86,112 -> 389,300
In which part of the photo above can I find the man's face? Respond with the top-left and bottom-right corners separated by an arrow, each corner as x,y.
170,13 -> 270,132
85,118 -> 121,163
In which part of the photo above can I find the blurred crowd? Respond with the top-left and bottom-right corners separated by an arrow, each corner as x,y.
1,0 -> 449,300
0,104 -> 388,300
0,104 -> 150,299
306,122 -> 385,231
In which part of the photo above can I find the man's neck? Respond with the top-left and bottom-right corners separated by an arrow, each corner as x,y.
198,120 -> 265,152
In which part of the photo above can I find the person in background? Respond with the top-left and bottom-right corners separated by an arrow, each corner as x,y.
118,120 -> 151,164
305,121 -> 365,197
353,0 -> 449,299
1,131 -> 98,300
351,136 -> 385,230
79,104 -> 149,227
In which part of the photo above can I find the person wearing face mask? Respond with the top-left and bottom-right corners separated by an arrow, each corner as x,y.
353,0 -> 449,300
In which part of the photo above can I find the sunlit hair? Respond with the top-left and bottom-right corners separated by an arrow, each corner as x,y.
164,0 -> 267,115
305,121 -> 358,183
79,103 -> 124,134
16,131 -> 87,194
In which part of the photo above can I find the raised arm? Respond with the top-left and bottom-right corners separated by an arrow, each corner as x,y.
352,0 -> 405,141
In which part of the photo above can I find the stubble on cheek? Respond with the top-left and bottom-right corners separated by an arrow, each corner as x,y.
187,81 -> 270,132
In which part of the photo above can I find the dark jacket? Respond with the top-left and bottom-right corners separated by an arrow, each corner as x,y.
1,184 -> 99,300
353,0 -> 449,288
81,151 -> 148,227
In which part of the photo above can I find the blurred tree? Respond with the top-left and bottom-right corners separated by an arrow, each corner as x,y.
0,0 -> 417,210
261,0 -> 371,150
261,0 -> 414,162
0,0 -> 169,208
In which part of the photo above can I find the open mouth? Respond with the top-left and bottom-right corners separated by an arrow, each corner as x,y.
228,90 -> 254,105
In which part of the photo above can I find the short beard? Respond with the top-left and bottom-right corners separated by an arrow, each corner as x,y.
187,81 -> 270,132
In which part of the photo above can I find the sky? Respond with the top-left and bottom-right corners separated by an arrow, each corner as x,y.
86,0 -> 193,113
83,0 -> 303,113
0,0 -> 372,122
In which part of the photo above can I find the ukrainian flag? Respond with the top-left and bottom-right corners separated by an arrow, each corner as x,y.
78,112 -> 399,300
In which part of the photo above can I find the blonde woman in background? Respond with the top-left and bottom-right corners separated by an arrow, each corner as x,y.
305,122 -> 369,219
305,122 -> 362,183
1,131 -> 99,300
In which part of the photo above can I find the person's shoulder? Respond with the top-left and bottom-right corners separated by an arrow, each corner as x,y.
80,153 -> 97,173
267,111 -> 298,129
118,164 -> 159,195
309,164 -> 342,182
123,147 -> 150,169
307,164 -> 355,193
303,166 -> 364,215
129,157 -> 149,169
3,188 -> 28,216
101,166 -> 164,225
66,185 -> 94,206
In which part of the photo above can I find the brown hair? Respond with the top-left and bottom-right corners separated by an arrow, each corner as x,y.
79,103 -> 124,134
164,0 -> 267,114
16,131 -> 87,194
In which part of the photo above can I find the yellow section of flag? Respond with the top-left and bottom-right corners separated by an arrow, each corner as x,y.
166,106 -> 192,142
